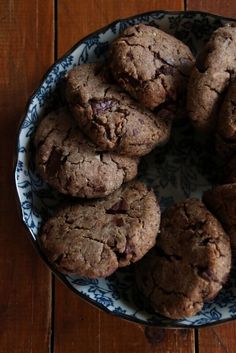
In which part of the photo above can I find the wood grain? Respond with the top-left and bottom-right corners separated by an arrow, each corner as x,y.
57,0 -> 184,56
54,281 -> 100,353
54,281 -> 194,353
0,1 -> 53,352
198,323 -> 236,353
187,0 -> 236,18
55,1 -> 194,353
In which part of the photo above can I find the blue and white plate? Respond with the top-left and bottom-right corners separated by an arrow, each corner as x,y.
15,11 -> 236,328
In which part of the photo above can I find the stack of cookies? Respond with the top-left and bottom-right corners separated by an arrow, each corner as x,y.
34,23 -> 236,320
36,24 -> 194,276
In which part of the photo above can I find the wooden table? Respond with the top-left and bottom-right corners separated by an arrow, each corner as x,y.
1,1 -> 236,352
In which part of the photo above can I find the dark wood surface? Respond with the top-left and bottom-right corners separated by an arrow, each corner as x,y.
0,1 -> 53,352
1,1 -> 236,352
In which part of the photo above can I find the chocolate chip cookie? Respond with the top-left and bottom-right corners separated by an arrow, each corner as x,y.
34,108 -> 138,198
40,180 -> 160,278
109,23 -> 195,111
187,24 -> 236,132
136,198 -> 231,319
203,184 -> 236,254
216,78 -> 236,156
66,63 -> 172,157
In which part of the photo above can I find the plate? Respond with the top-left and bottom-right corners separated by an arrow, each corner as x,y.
15,10 -> 236,328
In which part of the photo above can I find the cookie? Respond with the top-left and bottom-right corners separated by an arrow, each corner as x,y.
34,108 -> 138,198
40,180 -> 160,278
136,198 -> 231,319
109,24 -> 195,111
187,24 -> 236,132
203,184 -> 236,254
216,78 -> 236,157
66,63 -> 172,157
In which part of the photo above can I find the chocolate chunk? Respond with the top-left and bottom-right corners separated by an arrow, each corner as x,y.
106,199 -> 128,214
158,65 -> 174,76
124,242 -> 135,255
112,217 -> 124,227
91,98 -> 117,116
47,148 -> 62,177
197,267 -> 218,282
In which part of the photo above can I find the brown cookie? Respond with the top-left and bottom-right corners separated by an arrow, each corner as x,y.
66,63 -> 172,157
216,78 -> 236,157
187,24 -> 236,132
40,181 -> 160,278
34,108 -> 138,198
203,184 -> 236,254
109,24 -> 195,111
136,198 -> 231,319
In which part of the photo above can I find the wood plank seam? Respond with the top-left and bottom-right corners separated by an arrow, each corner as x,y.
185,0 -> 188,11
195,328 -> 199,353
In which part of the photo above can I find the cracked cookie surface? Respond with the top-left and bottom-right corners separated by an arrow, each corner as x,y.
216,78 -> 236,156
136,198 -> 231,319
187,24 -> 236,132
109,23 -> 195,111
34,108 -> 138,198
40,180 -> 160,278
203,184 -> 236,254
66,63 -> 172,157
